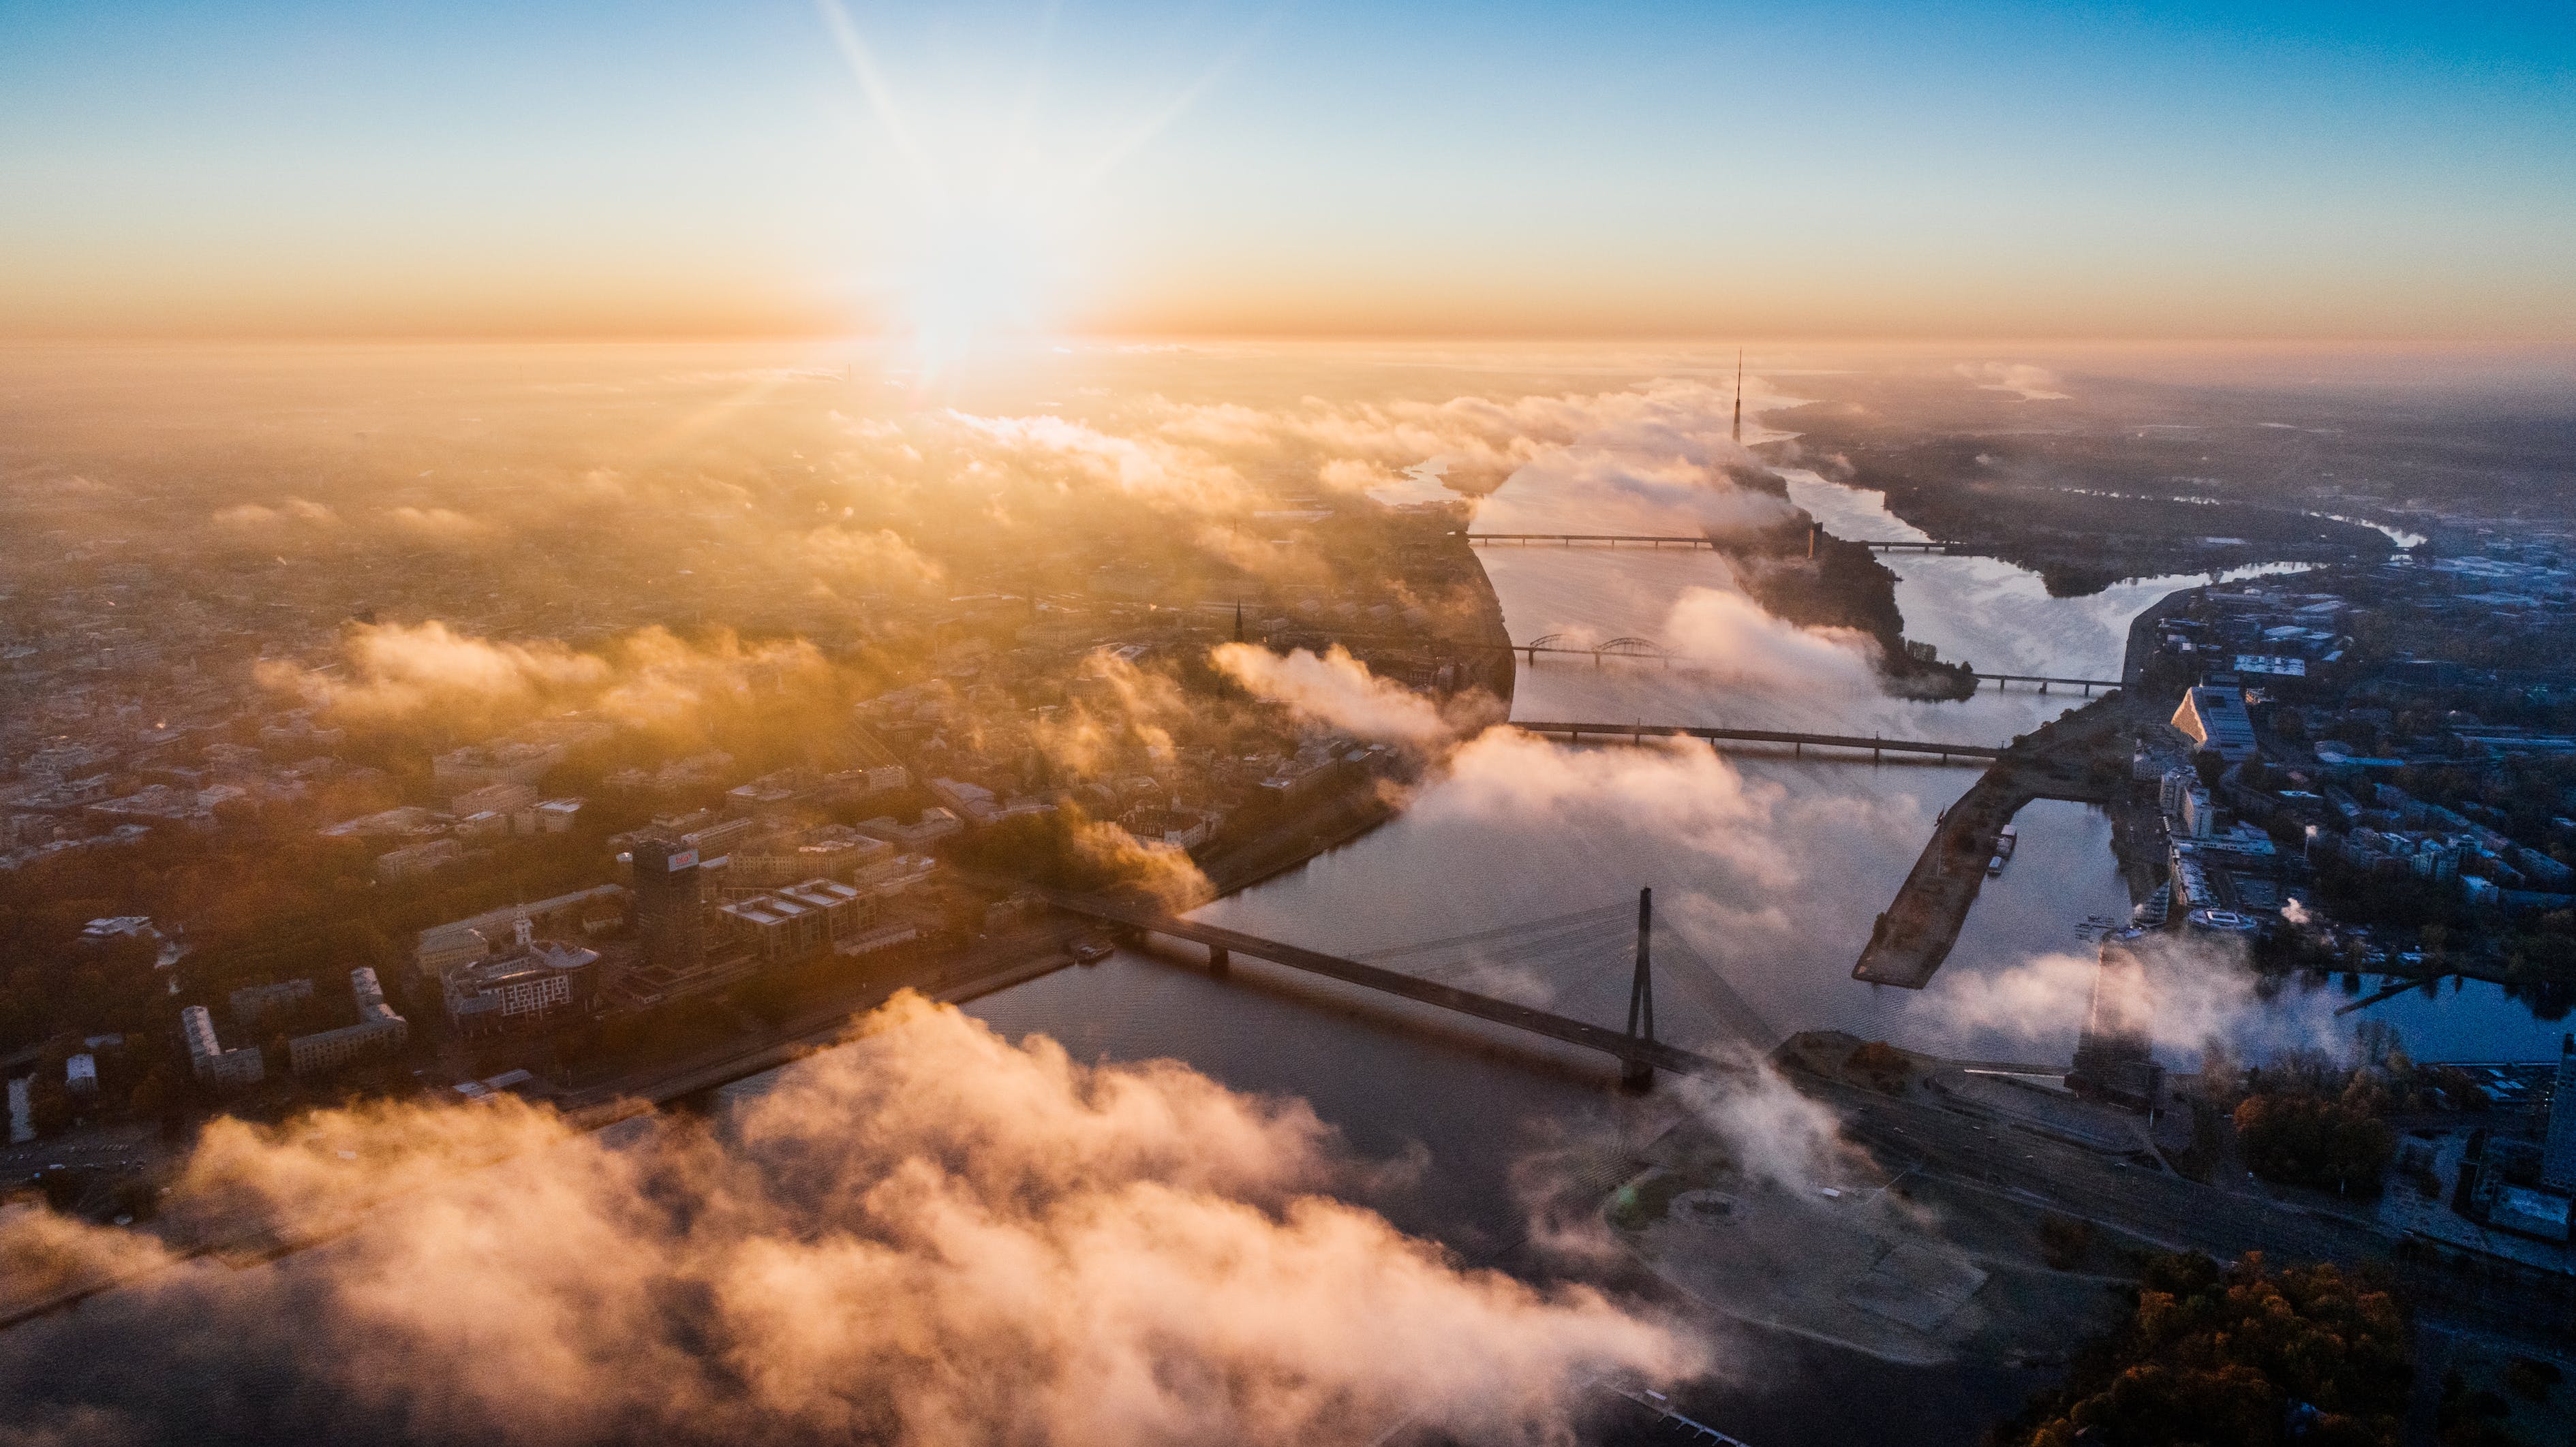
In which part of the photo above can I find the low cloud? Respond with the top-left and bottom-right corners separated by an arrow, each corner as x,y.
1961,363 -> 2070,403
384,505 -> 495,542
1481,448 -> 1794,539
1210,643 -> 1501,749
257,620 -> 824,730
1066,816 -> 1216,910
1659,586 -> 1882,693
213,497 -> 339,531
1425,730 -> 1796,894
0,997 -> 1700,1445
1671,1055 -> 1860,1194
256,619 -> 606,719
795,525 -> 945,593
1028,649 -> 1198,777
1914,933 -> 2345,1062
946,411 -> 1249,514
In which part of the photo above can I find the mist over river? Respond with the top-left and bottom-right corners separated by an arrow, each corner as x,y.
752,393 -> 2567,1446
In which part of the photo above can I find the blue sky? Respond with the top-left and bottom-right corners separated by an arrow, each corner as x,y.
1,0 -> 2569,337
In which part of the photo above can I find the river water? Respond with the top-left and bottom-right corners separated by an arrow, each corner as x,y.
748,433 -> 2562,1443
957,451 -> 2566,1153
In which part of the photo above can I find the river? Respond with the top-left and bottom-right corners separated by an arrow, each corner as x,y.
743,438 -> 2563,1444
950,449 -> 2568,1162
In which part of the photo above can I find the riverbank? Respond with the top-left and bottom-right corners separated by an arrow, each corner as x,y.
1854,697 -> 2138,987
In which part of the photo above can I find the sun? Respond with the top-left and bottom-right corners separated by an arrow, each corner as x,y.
891,202 -> 1062,382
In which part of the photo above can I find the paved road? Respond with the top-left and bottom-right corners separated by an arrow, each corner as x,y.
1800,1068 -> 2575,1342
558,923 -> 1087,1115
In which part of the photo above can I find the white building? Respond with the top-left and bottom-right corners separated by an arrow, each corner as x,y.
444,925 -> 598,1036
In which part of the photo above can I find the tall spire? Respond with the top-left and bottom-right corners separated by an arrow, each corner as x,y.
1731,347 -> 1743,446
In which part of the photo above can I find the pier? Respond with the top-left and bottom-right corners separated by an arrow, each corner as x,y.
1852,700 -> 2132,988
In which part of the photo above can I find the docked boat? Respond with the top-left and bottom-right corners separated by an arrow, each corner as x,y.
1071,937 -> 1112,965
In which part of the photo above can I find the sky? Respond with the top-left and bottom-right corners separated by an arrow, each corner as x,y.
1,0 -> 2572,341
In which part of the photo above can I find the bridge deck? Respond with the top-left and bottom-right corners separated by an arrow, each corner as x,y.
1464,532 -> 1717,548
1033,889 -> 1725,1077
1463,531 -> 1972,555
1970,672 -> 2121,688
1512,721 -> 2004,760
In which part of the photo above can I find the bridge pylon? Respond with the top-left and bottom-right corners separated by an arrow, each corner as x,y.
1623,887 -> 1656,1091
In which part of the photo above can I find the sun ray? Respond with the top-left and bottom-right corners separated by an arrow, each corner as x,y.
812,0 -> 936,189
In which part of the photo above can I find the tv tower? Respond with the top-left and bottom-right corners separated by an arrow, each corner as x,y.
1731,347 -> 1743,446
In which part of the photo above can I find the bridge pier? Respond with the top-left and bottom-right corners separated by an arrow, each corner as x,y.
1208,945 -> 1230,976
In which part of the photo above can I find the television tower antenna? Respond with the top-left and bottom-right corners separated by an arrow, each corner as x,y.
1731,347 -> 1743,446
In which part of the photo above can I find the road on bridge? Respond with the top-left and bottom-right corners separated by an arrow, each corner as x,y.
1030,886 -> 1728,1078
1512,720 -> 2004,761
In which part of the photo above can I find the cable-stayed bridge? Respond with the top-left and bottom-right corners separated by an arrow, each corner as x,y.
1036,886 -> 1774,1087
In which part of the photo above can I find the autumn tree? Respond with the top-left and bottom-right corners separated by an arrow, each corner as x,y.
1991,1251 -> 2410,1447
